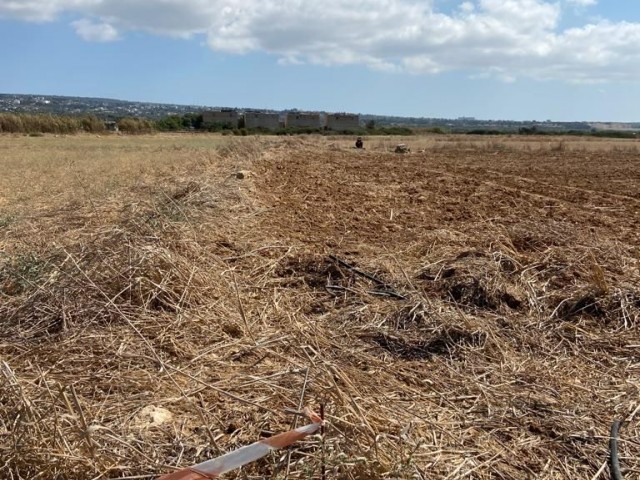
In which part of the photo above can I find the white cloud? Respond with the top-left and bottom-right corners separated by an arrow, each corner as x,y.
0,1 -> 62,21
72,18 -> 118,42
0,0 -> 638,83
459,2 -> 475,14
566,0 -> 597,6
0,0 -> 101,21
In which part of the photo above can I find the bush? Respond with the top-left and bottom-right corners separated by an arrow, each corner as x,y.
518,126 -> 538,135
275,127 -> 324,135
369,126 -> 414,136
467,129 -> 505,135
590,130 -> 636,139
81,115 -> 106,134
0,113 -> 83,134
204,122 -> 235,133
0,114 -> 25,133
155,113 -> 204,131
425,127 -> 448,134
117,118 -> 154,134
155,115 -> 184,131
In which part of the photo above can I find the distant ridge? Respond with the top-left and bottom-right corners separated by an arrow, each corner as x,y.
1,93 -> 639,131
0,93 -> 209,120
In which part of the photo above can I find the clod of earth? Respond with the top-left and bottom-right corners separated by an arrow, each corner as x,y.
394,144 -> 410,153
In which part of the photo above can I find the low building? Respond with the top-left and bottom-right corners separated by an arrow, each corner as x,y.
285,112 -> 321,129
244,112 -> 280,130
202,110 -> 238,128
326,113 -> 360,131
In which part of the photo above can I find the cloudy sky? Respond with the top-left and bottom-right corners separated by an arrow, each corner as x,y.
1,0 -> 640,121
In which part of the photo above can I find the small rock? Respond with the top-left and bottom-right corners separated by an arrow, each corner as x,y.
133,405 -> 173,428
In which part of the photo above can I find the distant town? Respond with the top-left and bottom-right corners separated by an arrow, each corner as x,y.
1,93 -> 639,133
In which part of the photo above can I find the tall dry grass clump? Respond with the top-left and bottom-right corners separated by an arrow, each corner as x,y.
0,113 -> 106,134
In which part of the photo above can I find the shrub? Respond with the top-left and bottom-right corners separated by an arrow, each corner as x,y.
117,117 -> 154,134
81,115 -> 106,133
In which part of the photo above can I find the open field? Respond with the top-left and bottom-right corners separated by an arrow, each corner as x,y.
1,133 -> 639,479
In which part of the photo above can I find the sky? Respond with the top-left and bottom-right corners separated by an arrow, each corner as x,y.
1,0 -> 640,121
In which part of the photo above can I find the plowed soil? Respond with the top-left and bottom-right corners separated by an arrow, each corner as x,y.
1,135 -> 639,479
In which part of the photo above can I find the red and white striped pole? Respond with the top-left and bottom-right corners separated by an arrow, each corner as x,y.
158,408 -> 323,480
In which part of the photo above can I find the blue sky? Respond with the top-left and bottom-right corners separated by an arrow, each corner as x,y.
1,0 -> 640,121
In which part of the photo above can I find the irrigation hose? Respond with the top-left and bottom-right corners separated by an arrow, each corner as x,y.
610,419 -> 623,480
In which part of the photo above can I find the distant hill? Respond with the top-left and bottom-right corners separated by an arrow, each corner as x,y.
0,93 -> 211,120
1,93 -> 639,132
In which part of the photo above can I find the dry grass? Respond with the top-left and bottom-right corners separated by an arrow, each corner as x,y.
1,133 -> 639,479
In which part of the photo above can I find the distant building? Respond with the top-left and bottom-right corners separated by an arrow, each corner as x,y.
244,112 -> 280,130
285,112 -> 321,129
202,110 -> 239,127
326,113 -> 360,131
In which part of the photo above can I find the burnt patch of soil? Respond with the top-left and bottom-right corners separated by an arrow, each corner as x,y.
448,278 -> 497,310
275,254 -> 343,289
419,250 -> 525,313
553,289 -> 640,325
555,293 -> 605,320
368,326 -> 486,361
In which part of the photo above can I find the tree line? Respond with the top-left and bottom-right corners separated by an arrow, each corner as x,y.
0,112 -> 414,136
3,112 -> 634,138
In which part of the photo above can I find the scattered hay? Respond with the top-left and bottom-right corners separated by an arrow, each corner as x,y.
1,135 -> 639,479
